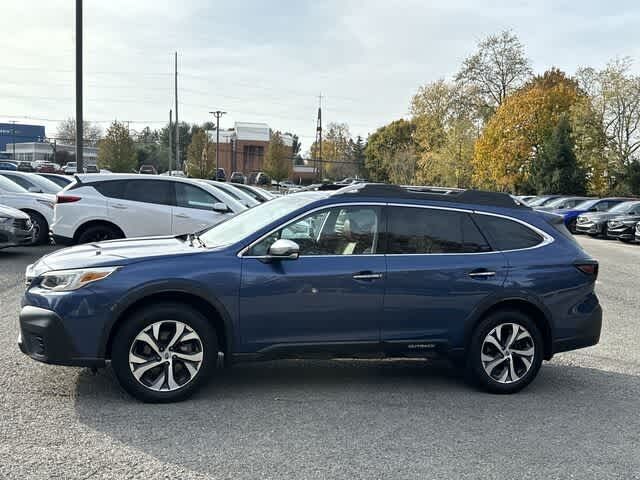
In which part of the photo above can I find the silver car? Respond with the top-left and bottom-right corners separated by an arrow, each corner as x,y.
0,205 -> 34,248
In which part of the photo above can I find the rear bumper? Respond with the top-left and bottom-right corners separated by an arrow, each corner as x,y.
18,306 -> 105,367
552,304 -> 602,355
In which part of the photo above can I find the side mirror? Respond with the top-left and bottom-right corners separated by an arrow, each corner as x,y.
212,202 -> 229,213
588,207 -> 597,212
267,239 -> 300,260
28,186 -> 42,193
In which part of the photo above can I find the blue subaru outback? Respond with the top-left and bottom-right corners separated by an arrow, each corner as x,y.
19,183 -> 602,402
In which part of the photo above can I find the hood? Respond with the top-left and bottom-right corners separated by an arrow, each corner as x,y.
608,214 -> 640,224
28,236 -> 200,276
0,204 -> 29,219
577,211 -> 620,222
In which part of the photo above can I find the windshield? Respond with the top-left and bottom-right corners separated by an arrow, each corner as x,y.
527,196 -> 556,207
609,201 -> 638,213
574,199 -> 600,210
199,193 -> 323,248
0,175 -> 28,193
22,174 -> 61,194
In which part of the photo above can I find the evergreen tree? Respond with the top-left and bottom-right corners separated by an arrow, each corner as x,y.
532,115 -> 586,194
263,132 -> 292,182
97,121 -> 137,173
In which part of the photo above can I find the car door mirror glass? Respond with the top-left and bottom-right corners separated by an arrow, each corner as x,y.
28,186 -> 41,193
267,239 -> 299,260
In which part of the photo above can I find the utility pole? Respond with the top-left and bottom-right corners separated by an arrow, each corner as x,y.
209,110 -> 226,179
315,94 -> 323,180
174,52 -> 179,171
11,121 -> 16,161
75,0 -> 84,173
168,109 -> 173,175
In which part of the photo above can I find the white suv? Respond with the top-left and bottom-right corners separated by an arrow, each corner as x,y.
0,175 -> 55,244
52,174 -> 247,245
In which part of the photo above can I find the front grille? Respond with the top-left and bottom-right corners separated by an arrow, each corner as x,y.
13,218 -> 32,230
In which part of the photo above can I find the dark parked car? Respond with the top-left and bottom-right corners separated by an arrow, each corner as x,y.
526,195 -> 565,207
0,204 -> 34,248
85,165 -> 100,174
534,196 -> 592,212
36,162 -> 60,173
556,197 -> 632,233
213,168 -> 226,181
0,161 -> 17,171
636,223 -> 640,243
17,161 -> 35,172
576,201 -> 640,237
605,203 -> 640,242
229,171 -> 246,184
19,184 -> 601,402
138,165 -> 157,175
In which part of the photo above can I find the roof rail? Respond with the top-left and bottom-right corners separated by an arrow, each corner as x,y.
332,183 -> 524,209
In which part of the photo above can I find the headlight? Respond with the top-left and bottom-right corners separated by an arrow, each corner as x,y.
38,267 -> 118,291
36,199 -> 54,209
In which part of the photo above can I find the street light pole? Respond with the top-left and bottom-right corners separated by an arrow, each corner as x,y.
209,110 -> 226,179
75,0 -> 84,173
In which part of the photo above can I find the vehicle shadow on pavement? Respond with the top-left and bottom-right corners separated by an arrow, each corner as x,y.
73,360 -> 640,479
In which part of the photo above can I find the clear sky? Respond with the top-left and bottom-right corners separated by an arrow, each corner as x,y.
2,0 -> 639,153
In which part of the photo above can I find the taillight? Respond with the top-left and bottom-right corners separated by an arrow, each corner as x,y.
56,194 -> 81,204
575,262 -> 599,278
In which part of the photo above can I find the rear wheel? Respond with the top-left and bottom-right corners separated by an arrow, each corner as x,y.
76,223 -> 123,244
111,303 -> 217,402
466,309 -> 543,394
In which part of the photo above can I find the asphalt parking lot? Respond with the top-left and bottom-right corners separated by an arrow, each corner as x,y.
1,237 -> 639,479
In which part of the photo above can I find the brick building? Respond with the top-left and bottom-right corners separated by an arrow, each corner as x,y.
208,122 -> 294,175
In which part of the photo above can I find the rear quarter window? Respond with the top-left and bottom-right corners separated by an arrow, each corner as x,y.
473,214 -> 543,251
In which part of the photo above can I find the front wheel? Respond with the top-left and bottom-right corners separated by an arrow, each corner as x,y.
111,303 -> 217,402
27,211 -> 49,245
466,309 -> 543,394
567,219 -> 577,234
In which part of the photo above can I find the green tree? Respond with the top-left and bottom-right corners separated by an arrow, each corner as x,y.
531,115 -> 586,194
473,69 -> 583,192
263,132 -> 292,182
185,130 -> 214,178
456,29 -> 532,115
56,118 -> 102,145
159,121 -> 194,168
97,121 -> 137,172
364,119 -> 416,182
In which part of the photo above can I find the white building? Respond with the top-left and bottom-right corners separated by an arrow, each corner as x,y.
3,141 -> 98,166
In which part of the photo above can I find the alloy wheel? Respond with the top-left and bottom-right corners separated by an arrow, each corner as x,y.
128,320 -> 204,392
481,323 -> 535,384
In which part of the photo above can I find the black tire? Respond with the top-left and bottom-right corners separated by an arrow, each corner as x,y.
76,223 -> 123,244
567,219 -> 577,234
26,211 -> 49,245
466,309 -> 543,394
619,237 -> 632,243
111,303 -> 218,403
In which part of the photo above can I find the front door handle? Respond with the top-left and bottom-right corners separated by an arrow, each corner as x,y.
174,213 -> 190,219
111,203 -> 127,209
468,269 -> 496,278
352,272 -> 383,280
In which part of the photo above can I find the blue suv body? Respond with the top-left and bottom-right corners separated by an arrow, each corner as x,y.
19,184 -> 602,402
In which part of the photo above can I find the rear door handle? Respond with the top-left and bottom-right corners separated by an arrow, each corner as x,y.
468,269 -> 496,278
352,272 -> 383,280
174,213 -> 190,219
111,203 -> 127,209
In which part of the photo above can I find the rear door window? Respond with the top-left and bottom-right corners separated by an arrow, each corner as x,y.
473,214 -> 543,251
122,180 -> 174,205
386,207 -> 491,254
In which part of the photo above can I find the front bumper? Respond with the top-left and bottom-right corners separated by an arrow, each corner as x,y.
607,225 -> 636,240
552,304 -> 602,355
18,306 -> 105,367
575,222 -> 602,234
0,224 -> 34,248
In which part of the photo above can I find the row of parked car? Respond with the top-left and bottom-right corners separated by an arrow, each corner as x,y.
0,171 -> 275,249
516,194 -> 640,243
